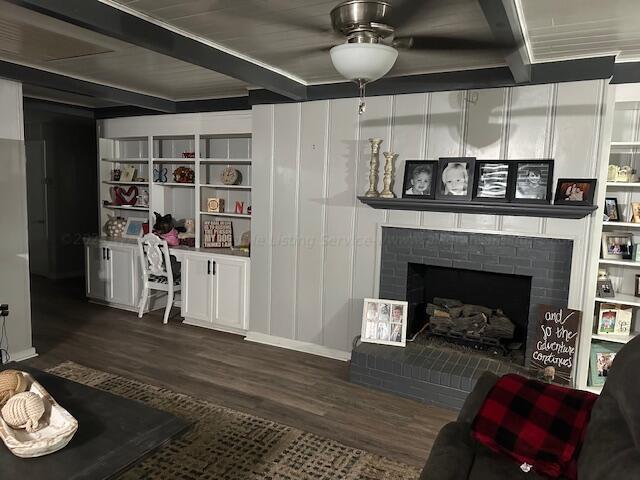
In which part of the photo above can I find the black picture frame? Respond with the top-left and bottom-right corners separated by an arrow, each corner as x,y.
554,178 -> 598,206
596,279 -> 615,298
604,197 -> 620,222
435,157 -> 476,201
509,160 -> 554,204
472,161 -> 513,202
401,160 -> 438,199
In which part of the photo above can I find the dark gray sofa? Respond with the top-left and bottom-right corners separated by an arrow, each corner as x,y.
420,335 -> 640,479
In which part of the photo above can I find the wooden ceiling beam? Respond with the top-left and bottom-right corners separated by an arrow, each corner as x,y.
478,0 -> 532,83
0,59 -> 176,112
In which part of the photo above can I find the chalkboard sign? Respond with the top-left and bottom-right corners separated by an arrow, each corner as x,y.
530,305 -> 582,385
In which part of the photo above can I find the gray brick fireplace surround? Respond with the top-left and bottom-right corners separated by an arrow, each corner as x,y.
350,227 -> 574,409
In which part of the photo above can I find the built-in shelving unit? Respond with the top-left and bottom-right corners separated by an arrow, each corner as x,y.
585,95 -> 640,392
98,128 -> 252,250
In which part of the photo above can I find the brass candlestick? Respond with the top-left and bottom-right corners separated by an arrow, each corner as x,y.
380,151 -> 398,199
364,138 -> 383,197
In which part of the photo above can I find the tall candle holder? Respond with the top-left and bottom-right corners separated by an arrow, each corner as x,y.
380,151 -> 398,199
364,138 -> 383,197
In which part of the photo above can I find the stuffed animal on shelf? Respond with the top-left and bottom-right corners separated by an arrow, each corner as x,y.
1,391 -> 46,433
153,212 -> 179,247
0,370 -> 27,405
103,215 -> 127,238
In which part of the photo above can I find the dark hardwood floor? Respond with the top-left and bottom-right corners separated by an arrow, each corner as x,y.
24,276 -> 455,467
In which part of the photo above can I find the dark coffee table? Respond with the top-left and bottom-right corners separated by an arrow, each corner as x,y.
0,365 -> 189,479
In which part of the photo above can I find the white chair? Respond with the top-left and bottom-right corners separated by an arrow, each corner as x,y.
137,233 -> 181,324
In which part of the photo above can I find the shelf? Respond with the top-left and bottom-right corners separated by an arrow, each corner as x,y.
592,333 -> 637,344
610,141 -> 640,148
599,259 -> 640,267
103,205 -> 149,211
102,181 -> 149,186
200,184 -> 251,190
101,158 -> 148,163
357,197 -> 598,219
606,182 -> 640,188
582,385 -> 603,395
152,158 -> 196,164
200,211 -> 251,219
153,182 -> 195,187
602,221 -> 640,228
595,292 -> 640,307
200,159 -> 252,165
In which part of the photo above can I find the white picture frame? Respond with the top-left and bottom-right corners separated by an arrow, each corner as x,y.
122,217 -> 147,239
361,298 -> 408,347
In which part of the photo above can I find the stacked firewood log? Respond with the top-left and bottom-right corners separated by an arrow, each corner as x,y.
426,297 -> 515,340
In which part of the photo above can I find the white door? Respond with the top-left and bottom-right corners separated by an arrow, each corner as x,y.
212,258 -> 247,329
182,255 -> 214,323
107,245 -> 135,307
85,244 -> 109,301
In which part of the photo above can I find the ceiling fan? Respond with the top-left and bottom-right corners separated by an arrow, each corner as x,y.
328,0 -> 519,112
243,0 -> 520,113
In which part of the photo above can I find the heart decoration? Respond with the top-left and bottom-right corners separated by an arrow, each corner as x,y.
113,186 -> 139,206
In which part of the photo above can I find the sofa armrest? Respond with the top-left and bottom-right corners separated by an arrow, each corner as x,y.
457,372 -> 499,424
419,422 -> 475,480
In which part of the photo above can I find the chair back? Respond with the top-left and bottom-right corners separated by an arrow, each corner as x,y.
137,233 -> 173,283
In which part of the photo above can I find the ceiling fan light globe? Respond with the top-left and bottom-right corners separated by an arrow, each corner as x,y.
329,43 -> 398,83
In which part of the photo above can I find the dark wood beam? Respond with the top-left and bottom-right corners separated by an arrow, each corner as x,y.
0,60 -> 176,112
478,0 -> 531,83
612,62 -> 640,84
7,0 -> 308,101
249,57 -> 615,106
95,97 -> 251,119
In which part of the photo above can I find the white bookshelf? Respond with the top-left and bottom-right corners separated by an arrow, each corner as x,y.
98,130 -> 252,250
586,97 -> 640,391
591,333 -> 637,344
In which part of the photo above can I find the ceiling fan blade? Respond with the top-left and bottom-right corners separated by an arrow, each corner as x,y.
265,45 -> 334,63
389,0 -> 442,30
393,34 -> 521,51
239,1 -> 335,35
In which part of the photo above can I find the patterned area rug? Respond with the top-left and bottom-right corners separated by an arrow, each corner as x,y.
47,362 -> 421,480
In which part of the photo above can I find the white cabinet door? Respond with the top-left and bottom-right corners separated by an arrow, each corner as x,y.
107,245 -> 135,307
85,244 -> 109,301
212,257 -> 248,330
182,255 -> 214,323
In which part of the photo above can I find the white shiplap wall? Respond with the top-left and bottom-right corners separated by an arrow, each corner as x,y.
249,80 -> 614,387
0,79 -> 37,362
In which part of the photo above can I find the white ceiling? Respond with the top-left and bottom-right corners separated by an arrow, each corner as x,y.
111,0 -> 506,83
520,0 -> 640,62
0,0 -> 248,100
2,0 -> 640,106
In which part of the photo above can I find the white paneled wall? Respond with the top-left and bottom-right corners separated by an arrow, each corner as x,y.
250,80 -> 614,386
0,79 -> 36,362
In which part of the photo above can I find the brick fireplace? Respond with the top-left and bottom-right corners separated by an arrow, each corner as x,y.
350,227 -> 574,409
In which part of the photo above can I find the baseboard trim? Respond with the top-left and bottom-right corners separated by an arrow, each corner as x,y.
7,347 -> 38,363
182,318 -> 246,336
244,332 -> 351,362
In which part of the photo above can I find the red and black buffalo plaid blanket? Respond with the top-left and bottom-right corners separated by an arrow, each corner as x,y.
472,374 -> 598,479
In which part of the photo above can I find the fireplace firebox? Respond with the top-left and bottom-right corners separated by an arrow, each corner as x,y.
407,264 -> 532,361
